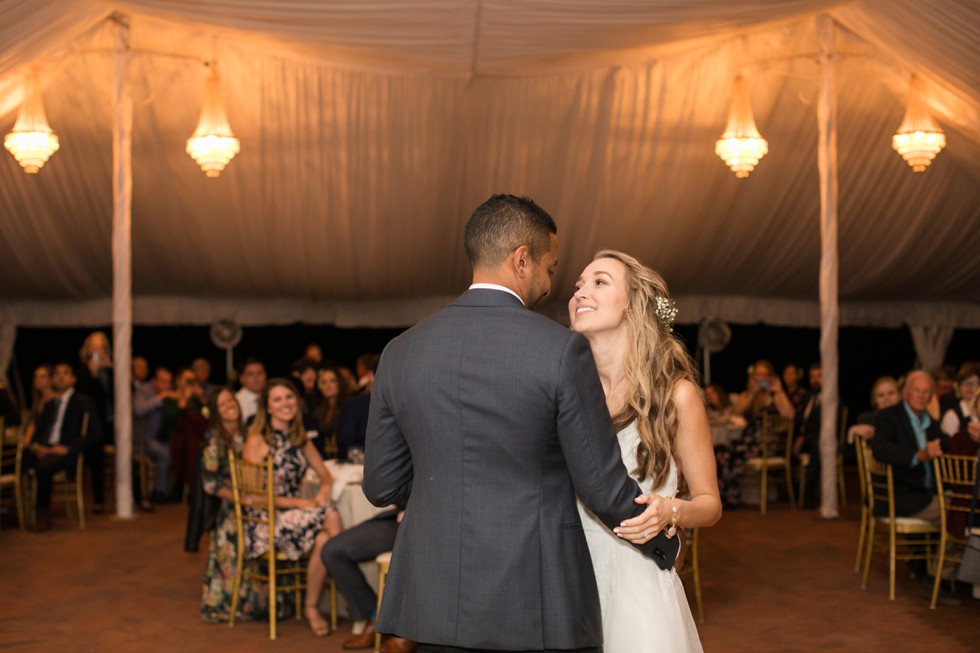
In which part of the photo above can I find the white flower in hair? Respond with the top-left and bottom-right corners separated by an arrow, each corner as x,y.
655,296 -> 677,333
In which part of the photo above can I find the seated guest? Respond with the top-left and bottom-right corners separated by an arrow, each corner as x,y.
871,370 -> 948,523
235,358 -> 266,423
165,367 -> 208,502
199,387 -> 264,622
930,365 -> 957,420
191,357 -> 216,396
242,378 -> 343,636
77,331 -> 114,513
312,365 -> 349,459
30,364 -> 57,423
848,376 -> 901,443
322,509 -> 415,653
940,364 -> 979,437
337,354 -> 379,460
781,363 -> 808,415
22,362 -> 102,532
0,381 -> 19,428
870,370 -> 962,604
716,359 -> 795,507
134,367 -> 175,503
792,362 -> 845,507
304,343 -> 323,364
291,358 -> 322,416
704,383 -> 732,420
946,398 -> 979,541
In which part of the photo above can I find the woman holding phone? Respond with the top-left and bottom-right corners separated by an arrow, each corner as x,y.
717,360 -> 795,507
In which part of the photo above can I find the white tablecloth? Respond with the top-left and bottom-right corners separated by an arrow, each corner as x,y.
324,460 -> 393,529
710,421 -> 745,446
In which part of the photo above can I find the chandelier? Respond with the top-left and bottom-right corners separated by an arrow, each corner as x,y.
715,75 -> 768,178
4,71 -> 60,174
892,74 -> 945,172
186,64 -> 240,177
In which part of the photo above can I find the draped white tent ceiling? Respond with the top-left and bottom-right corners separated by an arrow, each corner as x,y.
2,0 -> 979,330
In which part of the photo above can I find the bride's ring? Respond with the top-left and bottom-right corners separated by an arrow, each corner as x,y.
642,529 -> 649,539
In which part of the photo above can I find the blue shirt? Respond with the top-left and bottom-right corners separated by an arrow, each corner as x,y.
903,401 -> 934,489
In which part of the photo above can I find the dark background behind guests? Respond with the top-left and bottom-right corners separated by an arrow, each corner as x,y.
9,323 -> 980,422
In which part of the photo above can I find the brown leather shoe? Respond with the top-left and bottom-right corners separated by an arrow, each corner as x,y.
343,620 -> 376,650
381,637 -> 417,653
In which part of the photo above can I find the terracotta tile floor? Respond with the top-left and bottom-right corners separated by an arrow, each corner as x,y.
1,488 -> 976,652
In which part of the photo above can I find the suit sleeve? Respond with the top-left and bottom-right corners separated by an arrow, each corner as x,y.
362,348 -> 413,509
555,333 -> 679,569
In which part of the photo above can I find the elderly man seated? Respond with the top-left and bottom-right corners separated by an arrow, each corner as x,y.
871,369 -> 960,604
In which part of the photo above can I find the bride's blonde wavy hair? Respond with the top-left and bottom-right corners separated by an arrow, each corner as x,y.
593,250 -> 701,487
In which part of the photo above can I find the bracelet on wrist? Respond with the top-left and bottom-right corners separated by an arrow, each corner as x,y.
665,497 -> 679,539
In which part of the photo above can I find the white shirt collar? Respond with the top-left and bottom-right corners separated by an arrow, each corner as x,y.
468,283 -> 524,306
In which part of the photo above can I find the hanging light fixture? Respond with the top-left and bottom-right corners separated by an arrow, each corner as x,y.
4,70 -> 60,174
715,75 -> 768,178
892,74 -> 945,172
186,63 -> 240,177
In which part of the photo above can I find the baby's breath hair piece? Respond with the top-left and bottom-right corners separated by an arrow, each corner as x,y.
655,296 -> 677,333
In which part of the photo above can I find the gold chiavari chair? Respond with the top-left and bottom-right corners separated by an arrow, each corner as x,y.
853,431 -> 870,573
796,406 -> 849,509
929,454 -> 977,609
858,438 -> 939,600
227,451 -> 337,639
37,412 -> 89,529
1,418 -> 28,532
675,474 -> 703,623
745,413 -> 795,514
374,551 -> 392,653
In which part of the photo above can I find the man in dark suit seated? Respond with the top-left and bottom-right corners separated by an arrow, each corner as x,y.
337,353 -> 378,461
22,362 -> 102,532
871,370 -> 948,523
871,369 -> 959,603
321,509 -> 409,652
792,362 -> 845,508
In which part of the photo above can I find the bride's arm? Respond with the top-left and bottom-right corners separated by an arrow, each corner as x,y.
616,380 -> 721,542
671,380 -> 722,529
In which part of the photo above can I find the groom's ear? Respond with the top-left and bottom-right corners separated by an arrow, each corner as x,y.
513,245 -> 531,277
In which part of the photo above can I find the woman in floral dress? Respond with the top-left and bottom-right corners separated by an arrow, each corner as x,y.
200,387 -> 265,622
242,378 -> 344,637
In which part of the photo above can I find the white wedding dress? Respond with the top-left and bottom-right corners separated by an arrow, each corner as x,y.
577,420 -> 703,653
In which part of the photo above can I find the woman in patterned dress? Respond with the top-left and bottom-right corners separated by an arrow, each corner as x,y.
200,386 -> 265,622
242,378 -> 344,637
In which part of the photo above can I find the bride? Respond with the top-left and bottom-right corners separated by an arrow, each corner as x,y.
569,250 -> 722,653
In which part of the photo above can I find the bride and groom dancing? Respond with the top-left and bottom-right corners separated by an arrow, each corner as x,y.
363,194 -> 722,653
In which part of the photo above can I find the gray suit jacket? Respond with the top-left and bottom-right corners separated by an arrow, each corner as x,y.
363,288 -> 679,650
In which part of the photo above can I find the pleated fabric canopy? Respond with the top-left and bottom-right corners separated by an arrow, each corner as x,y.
1,0 -> 979,330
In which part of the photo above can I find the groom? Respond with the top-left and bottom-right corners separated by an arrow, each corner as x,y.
363,194 -> 679,653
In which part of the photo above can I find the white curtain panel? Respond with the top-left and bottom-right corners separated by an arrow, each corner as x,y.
0,1 -> 978,328
908,324 -> 955,373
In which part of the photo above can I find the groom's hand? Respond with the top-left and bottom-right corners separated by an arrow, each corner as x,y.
613,493 -> 671,544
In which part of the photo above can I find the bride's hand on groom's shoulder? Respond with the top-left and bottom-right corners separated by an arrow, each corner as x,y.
613,493 -> 670,543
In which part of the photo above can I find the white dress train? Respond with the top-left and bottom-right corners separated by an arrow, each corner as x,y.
577,420 -> 703,653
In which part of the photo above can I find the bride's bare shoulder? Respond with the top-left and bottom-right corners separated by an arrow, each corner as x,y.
670,379 -> 703,410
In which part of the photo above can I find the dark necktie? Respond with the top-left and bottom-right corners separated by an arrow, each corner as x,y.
46,398 -> 62,445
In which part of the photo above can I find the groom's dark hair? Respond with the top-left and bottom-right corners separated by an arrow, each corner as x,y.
464,194 -> 557,269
